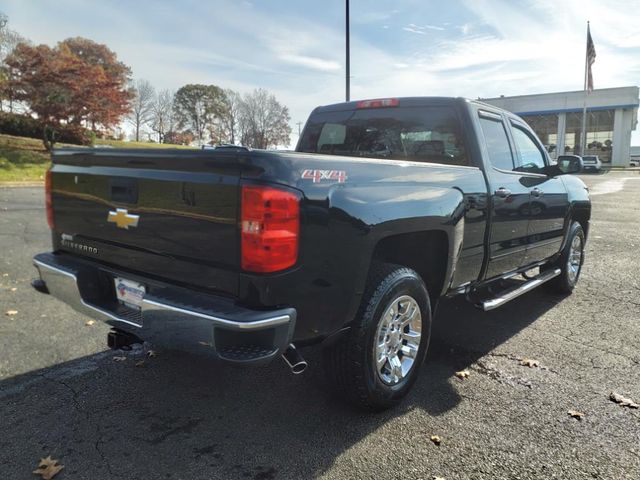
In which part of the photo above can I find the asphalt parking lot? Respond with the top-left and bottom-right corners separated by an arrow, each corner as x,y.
1,171 -> 639,479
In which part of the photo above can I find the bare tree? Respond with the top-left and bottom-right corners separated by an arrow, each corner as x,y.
151,89 -> 175,143
0,12 -> 28,112
0,13 -> 25,65
220,89 -> 242,144
128,79 -> 155,142
238,88 -> 291,149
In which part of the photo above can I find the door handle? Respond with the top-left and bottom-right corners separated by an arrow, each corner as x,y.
531,187 -> 544,197
494,187 -> 512,198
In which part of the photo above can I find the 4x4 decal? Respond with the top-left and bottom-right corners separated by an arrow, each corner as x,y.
301,169 -> 347,183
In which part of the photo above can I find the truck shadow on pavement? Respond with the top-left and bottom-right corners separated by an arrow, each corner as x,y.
1,290 -> 562,480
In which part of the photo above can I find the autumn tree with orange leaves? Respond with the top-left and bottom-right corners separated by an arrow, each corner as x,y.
4,37 -> 132,149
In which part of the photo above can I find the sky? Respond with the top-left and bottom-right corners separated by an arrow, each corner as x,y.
3,0 -> 640,146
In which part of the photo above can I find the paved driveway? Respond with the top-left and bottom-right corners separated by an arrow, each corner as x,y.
1,171 -> 639,479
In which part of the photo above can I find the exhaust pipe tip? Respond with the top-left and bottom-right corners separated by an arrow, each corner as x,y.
290,361 -> 308,375
282,344 -> 307,374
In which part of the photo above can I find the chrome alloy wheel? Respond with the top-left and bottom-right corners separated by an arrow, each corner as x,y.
374,295 -> 422,385
567,235 -> 583,283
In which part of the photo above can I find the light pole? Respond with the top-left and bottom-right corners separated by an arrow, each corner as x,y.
345,0 -> 350,102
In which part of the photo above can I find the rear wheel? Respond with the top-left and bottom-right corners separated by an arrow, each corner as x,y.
544,221 -> 585,294
323,263 -> 432,411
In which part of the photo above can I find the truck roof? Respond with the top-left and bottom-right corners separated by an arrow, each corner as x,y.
310,96 -> 520,121
312,96 -> 470,113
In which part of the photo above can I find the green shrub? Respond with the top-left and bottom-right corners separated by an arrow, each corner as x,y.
0,147 -> 48,164
0,112 -> 94,146
0,112 -> 41,138
52,125 -> 94,146
0,156 -> 13,170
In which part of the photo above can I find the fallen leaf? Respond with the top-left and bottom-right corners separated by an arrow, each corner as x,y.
10,287 -> 17,292
568,409 -> 585,420
430,435 -> 442,446
146,350 -> 157,358
84,320 -> 95,326
5,309 -> 18,316
135,360 -> 145,367
2,273 -> 8,277
198,341 -> 213,347
454,370 -> 470,380
32,456 -> 64,480
112,356 -> 127,362
520,358 -> 540,368
433,477 -> 446,480
610,392 -> 639,409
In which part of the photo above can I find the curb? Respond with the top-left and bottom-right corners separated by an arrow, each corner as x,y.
0,182 -> 44,188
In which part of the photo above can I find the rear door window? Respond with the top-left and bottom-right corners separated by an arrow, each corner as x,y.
298,106 -> 468,166
478,116 -> 515,171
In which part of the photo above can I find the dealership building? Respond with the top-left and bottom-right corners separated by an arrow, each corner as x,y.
482,86 -> 639,167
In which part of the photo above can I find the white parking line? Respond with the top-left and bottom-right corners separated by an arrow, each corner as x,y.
589,177 -> 640,196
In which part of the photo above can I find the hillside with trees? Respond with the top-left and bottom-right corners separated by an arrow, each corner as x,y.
0,10 -> 292,164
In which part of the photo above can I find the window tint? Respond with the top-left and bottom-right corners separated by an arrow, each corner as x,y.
511,126 -> 546,173
298,106 -> 468,166
479,117 -> 514,171
317,123 -> 346,148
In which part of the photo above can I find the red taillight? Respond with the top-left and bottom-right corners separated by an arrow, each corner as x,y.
356,98 -> 399,109
45,169 -> 54,229
241,185 -> 300,273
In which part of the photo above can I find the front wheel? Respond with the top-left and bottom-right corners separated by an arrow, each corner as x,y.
544,221 -> 585,294
323,263 -> 432,411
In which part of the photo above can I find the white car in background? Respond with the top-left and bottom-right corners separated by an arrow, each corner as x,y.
582,155 -> 602,172
630,158 -> 640,167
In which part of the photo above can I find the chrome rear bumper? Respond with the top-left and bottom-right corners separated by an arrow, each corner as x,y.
33,253 -> 296,364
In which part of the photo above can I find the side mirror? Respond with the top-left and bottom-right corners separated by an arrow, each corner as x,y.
557,157 -> 583,175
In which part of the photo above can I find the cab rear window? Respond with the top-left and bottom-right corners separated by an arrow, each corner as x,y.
298,106 -> 468,166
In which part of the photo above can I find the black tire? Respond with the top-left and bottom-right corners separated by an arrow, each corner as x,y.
323,263 -> 432,411
544,221 -> 585,294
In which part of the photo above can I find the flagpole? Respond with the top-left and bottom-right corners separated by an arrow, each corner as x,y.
580,21 -> 589,156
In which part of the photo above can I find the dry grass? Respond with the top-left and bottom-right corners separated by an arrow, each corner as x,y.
0,134 -> 196,183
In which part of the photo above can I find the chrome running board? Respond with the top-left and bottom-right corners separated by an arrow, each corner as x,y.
480,268 -> 561,311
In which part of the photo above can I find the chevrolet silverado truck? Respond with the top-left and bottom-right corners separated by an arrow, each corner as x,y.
32,97 -> 590,410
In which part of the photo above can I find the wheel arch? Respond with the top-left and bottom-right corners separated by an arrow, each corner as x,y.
559,202 -> 591,253
571,204 -> 591,239
370,230 -> 450,308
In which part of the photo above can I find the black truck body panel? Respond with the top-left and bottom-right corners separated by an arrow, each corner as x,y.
48,149 -> 487,342
35,97 -> 590,362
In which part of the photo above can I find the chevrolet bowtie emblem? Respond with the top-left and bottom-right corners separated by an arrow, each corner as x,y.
107,208 -> 139,229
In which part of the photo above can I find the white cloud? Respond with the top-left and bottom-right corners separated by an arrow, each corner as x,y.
403,26 -> 426,35
403,23 -> 446,35
354,11 -> 395,24
279,54 -> 341,72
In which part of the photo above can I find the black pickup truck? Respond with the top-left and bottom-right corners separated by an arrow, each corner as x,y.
32,97 -> 590,410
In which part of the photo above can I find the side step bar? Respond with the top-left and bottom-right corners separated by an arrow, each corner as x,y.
480,268 -> 561,311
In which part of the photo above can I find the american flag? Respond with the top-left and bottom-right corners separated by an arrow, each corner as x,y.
586,24 -> 596,92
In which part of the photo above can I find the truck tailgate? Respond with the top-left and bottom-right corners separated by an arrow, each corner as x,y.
50,149 -> 241,297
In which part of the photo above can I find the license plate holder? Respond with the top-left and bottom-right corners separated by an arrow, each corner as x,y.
114,277 -> 146,310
